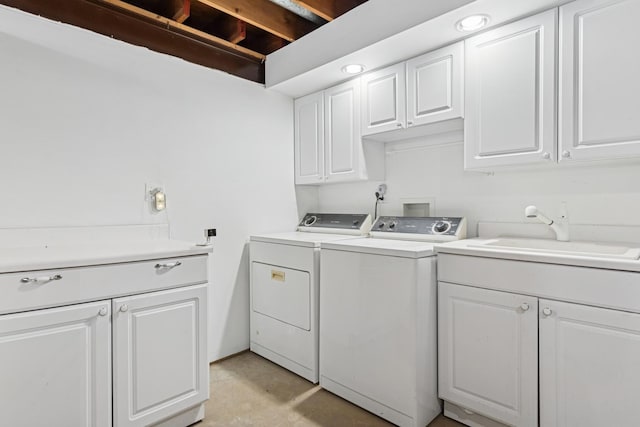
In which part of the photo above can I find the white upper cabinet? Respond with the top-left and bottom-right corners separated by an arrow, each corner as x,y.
294,79 -> 383,185
559,0 -> 640,162
465,10 -> 557,170
361,42 -> 464,139
294,92 -> 324,184
361,63 -> 407,135
407,42 -> 464,127
324,79 -> 363,183
539,299 -> 640,427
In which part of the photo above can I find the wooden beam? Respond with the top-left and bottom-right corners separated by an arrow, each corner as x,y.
291,0 -> 335,21
98,0 -> 264,60
220,17 -> 246,44
195,0 -> 318,42
170,0 -> 190,23
0,0 -> 265,82
291,0 -> 364,21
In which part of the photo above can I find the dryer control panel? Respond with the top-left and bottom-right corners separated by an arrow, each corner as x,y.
297,213 -> 372,235
371,216 -> 467,242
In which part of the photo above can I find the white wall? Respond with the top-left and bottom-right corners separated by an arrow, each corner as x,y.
0,6 -> 312,361
315,136 -> 640,235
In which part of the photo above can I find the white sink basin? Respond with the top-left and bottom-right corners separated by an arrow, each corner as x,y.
469,238 -> 640,260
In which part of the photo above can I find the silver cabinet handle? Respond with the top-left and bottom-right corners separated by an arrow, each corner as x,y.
20,274 -> 62,284
542,307 -> 553,316
154,261 -> 182,269
98,307 -> 108,317
562,150 -> 571,158
520,303 -> 530,311
542,152 -> 551,160
119,304 -> 129,313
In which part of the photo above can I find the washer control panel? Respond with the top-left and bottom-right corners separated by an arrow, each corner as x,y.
297,213 -> 373,235
371,216 -> 467,241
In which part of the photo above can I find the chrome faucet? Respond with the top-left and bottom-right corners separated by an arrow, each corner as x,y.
525,205 -> 569,241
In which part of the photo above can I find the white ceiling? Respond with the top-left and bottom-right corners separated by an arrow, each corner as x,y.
266,0 -> 571,97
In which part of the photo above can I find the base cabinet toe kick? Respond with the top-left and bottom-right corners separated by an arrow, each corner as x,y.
437,253 -> 640,427
0,254 -> 209,427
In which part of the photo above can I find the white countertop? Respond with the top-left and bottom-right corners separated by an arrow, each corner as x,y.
0,240 -> 212,273
435,238 -> 640,273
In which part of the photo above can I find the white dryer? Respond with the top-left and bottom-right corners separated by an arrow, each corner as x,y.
319,216 -> 466,427
250,213 -> 372,383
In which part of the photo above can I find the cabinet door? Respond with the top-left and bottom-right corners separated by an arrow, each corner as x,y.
559,0 -> 640,162
438,282 -> 538,427
324,79 -> 364,182
361,62 -> 406,135
113,284 -> 208,427
465,10 -> 557,170
407,42 -> 464,127
294,91 -> 324,184
540,299 -> 640,427
0,301 -> 111,427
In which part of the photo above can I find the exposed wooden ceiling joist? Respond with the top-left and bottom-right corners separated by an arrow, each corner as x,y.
170,0 -> 190,23
100,0 -> 265,59
196,0 -> 318,42
292,0 -> 363,21
0,0 -> 265,82
1,0 -> 368,84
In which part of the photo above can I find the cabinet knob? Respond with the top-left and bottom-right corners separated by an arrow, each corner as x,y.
119,304 -> 129,313
562,150 -> 571,158
407,121 -> 413,126
542,307 -> 553,316
396,123 -> 402,127
542,152 -> 551,160
520,303 -> 530,311
98,307 -> 108,317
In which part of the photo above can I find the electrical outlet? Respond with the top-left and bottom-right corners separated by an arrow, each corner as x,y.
377,184 -> 387,197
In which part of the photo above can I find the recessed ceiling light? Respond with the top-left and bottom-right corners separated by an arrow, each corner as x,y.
456,14 -> 490,32
341,64 -> 365,74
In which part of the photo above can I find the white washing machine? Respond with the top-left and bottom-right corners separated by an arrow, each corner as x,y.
250,213 -> 372,383
319,216 -> 466,427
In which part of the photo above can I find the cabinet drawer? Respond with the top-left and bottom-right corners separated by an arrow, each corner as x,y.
0,255 -> 208,315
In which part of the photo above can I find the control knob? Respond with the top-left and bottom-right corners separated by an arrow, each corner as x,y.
389,222 -> 397,230
377,222 -> 385,229
303,215 -> 317,226
433,221 -> 450,233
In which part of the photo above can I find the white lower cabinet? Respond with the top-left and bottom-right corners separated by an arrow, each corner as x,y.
113,285 -> 208,427
438,283 -> 538,427
0,301 -> 112,427
0,254 -> 209,427
539,299 -> 640,427
440,281 -> 640,427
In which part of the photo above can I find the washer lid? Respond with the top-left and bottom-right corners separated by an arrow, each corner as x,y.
320,237 -> 436,258
250,232 -> 364,248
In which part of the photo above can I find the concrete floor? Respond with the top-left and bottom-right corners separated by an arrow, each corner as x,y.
201,351 -> 463,427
